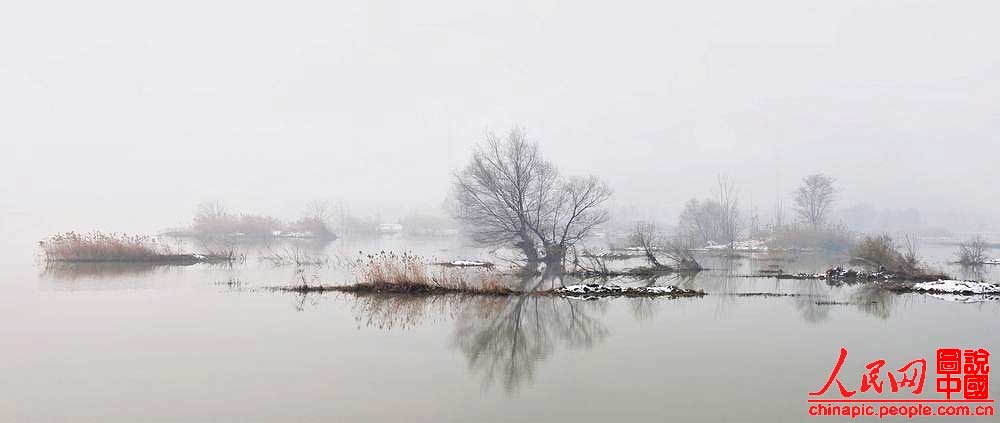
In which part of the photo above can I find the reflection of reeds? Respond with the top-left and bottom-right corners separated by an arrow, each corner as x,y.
350,293 -> 467,330
41,261 -> 175,280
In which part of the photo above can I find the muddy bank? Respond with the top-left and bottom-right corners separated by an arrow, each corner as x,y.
760,266 -> 948,283
555,283 -> 705,299
568,266 -> 700,278
271,282 -> 705,299
883,279 -> 1000,295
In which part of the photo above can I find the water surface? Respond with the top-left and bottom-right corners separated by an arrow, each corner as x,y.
2,215 -> 997,422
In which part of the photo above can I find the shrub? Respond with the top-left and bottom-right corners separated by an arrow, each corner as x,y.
851,234 -> 936,278
852,235 -> 899,268
956,236 -> 989,265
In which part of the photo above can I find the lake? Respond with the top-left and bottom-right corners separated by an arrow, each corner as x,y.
2,214 -> 997,422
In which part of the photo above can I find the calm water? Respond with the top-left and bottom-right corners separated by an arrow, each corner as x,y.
2,213 -> 998,422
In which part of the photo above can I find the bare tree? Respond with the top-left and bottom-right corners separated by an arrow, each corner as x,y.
794,174 -> 836,229
303,200 -> 332,222
677,199 -> 724,246
451,128 -> 611,266
630,220 -> 702,271
772,197 -> 786,232
534,175 -> 612,261
629,220 -> 663,268
192,201 -> 230,235
716,175 -> 741,249
662,239 -> 703,271
957,236 -> 989,266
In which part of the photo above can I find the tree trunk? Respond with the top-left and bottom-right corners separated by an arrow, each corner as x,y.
542,245 -> 567,274
516,233 -> 540,262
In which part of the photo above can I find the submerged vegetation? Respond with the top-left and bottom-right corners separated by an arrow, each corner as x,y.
260,246 -> 329,267
40,231 -> 236,263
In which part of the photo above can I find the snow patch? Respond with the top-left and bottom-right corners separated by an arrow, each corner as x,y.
704,239 -> 769,252
926,293 -> 1000,303
911,280 -> 1000,295
448,260 -> 493,267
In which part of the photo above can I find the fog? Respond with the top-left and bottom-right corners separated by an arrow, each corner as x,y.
2,0 -> 998,233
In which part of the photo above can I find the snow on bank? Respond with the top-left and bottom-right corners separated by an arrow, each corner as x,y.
556,283 -> 703,299
910,280 -> 1000,295
925,293 -> 1000,303
704,239 -> 769,252
441,260 -> 493,267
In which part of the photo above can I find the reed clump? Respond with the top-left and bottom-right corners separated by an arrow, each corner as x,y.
40,231 -> 233,263
350,251 -> 516,295
40,231 -> 173,262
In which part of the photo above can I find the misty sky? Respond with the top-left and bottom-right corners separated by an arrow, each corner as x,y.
2,0 -> 998,232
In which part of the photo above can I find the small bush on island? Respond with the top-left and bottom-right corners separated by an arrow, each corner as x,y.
275,251 -> 704,299
185,202 -> 336,239
850,234 -> 945,280
956,236 -> 990,266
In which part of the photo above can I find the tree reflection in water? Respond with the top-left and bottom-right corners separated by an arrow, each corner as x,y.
451,294 -> 609,393
339,269 -> 613,393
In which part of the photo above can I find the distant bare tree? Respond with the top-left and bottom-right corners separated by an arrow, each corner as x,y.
677,199 -> 723,246
957,236 -> 989,266
794,174 -> 836,229
193,201 -> 230,235
303,200 -> 332,222
772,198 -> 786,231
716,175 -> 741,249
451,128 -> 611,266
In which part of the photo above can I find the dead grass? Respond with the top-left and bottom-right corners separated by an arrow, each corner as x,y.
41,231 -> 172,262
280,251 -> 518,295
